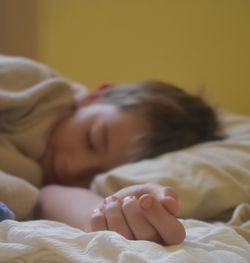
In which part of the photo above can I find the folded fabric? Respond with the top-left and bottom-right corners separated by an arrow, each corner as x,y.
0,55 -> 87,219
0,219 -> 249,263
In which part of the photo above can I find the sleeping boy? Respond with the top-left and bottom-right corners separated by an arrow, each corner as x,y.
0,55 -> 220,245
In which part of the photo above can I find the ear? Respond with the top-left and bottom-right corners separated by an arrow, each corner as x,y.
76,82 -> 113,108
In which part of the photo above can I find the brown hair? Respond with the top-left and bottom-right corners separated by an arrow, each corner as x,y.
95,80 -> 222,160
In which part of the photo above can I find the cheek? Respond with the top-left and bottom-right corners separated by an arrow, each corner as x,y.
103,148 -> 129,170
70,168 -> 98,186
52,122 -> 83,149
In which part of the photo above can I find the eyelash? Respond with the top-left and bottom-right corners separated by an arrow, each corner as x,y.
86,129 -> 95,151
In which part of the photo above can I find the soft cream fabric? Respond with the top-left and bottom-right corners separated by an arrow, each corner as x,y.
0,55 -> 87,219
228,203 -> 250,242
92,110 -> 250,221
0,219 -> 249,262
0,171 -> 38,220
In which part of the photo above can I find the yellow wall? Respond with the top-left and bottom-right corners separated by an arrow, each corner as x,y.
0,0 -> 35,58
35,0 -> 250,115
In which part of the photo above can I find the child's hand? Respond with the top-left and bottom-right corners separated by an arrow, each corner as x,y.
112,183 -> 180,216
89,191 -> 185,245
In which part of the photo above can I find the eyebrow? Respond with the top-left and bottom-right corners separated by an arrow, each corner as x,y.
101,122 -> 109,151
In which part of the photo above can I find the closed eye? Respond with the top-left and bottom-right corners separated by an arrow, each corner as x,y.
86,128 -> 95,151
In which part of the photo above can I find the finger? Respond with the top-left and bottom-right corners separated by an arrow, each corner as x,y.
90,208 -> 107,231
158,187 -> 179,216
161,196 -> 179,216
104,196 -> 134,240
122,196 -> 162,244
139,194 -> 186,245
163,187 -> 178,201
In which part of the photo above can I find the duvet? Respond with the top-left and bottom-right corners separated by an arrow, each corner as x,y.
0,218 -> 249,263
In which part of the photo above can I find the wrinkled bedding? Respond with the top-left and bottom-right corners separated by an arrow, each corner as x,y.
0,219 -> 249,263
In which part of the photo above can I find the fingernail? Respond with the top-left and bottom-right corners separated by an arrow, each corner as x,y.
105,196 -> 112,203
140,196 -> 153,209
92,208 -> 101,214
105,195 -> 117,204
123,196 -> 136,204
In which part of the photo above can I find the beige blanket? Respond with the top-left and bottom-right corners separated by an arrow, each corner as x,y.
0,55 -> 87,219
1,218 -> 249,262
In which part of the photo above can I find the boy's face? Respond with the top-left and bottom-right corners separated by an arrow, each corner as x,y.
40,103 -> 147,187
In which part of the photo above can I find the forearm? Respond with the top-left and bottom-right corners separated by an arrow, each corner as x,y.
35,185 -> 104,231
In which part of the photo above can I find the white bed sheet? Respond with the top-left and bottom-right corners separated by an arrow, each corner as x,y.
0,219 -> 249,263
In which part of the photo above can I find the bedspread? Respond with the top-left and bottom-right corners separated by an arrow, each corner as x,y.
0,219 -> 249,263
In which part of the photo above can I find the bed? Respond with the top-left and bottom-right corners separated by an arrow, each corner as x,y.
0,55 -> 250,262
0,217 -> 249,262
